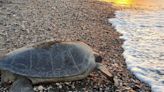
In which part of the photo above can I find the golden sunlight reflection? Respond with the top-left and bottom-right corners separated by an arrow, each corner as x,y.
98,0 -> 162,10
98,0 -> 133,7
114,0 -> 132,5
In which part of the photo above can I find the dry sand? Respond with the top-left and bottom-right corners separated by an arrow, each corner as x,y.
0,0 -> 151,91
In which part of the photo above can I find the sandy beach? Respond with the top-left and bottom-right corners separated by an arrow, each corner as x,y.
0,0 -> 151,91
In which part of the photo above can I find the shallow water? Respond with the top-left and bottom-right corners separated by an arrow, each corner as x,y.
107,0 -> 164,92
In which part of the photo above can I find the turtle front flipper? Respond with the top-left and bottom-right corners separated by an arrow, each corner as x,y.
96,63 -> 114,83
9,77 -> 34,92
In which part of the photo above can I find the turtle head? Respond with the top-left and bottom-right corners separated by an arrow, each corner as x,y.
94,52 -> 102,63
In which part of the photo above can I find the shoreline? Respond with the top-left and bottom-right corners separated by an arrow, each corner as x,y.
0,0 -> 151,91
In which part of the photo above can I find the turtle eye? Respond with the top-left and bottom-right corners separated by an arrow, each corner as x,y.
95,55 -> 102,63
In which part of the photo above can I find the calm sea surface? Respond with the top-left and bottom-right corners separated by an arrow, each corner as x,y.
106,0 -> 164,92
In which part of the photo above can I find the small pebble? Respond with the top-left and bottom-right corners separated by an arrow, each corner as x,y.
59,85 -> 62,89
56,83 -> 60,86
71,84 -> 75,89
38,85 -> 44,91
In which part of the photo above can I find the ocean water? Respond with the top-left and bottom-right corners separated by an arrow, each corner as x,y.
109,3 -> 164,92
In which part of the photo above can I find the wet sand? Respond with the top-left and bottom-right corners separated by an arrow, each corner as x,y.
0,0 -> 151,91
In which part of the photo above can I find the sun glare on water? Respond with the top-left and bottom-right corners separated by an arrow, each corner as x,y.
98,0 -> 162,10
98,0 -> 133,7
114,0 -> 132,5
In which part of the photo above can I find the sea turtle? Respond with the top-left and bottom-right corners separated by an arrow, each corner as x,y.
0,41 -> 112,92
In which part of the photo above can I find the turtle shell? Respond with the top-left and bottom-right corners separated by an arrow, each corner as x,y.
0,41 -> 96,78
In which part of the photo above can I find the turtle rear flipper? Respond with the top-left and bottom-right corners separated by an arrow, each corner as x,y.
9,77 -> 34,92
